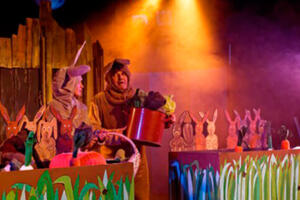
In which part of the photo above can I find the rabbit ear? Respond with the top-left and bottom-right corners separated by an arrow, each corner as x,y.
199,112 -> 204,118
50,118 -> 57,140
50,106 -> 63,122
224,109 -> 232,122
71,41 -> 86,67
0,101 -> 10,123
69,106 -> 77,120
37,120 -> 43,142
18,115 -> 28,132
201,111 -> 209,123
33,105 -> 46,122
213,109 -> 218,122
16,105 -> 25,123
190,112 -> 199,124
234,110 -> 241,119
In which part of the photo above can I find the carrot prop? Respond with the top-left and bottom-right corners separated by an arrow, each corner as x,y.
235,126 -> 248,152
278,125 -> 292,150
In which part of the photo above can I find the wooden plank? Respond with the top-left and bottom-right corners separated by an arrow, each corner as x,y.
0,38 -> 12,68
11,34 -> 17,68
26,18 -> 33,68
14,69 -> 40,120
84,35 -> 94,107
40,36 -> 46,105
52,23 -> 66,69
93,41 -> 104,94
32,19 -> 40,68
65,28 -> 76,66
0,68 -> 15,141
12,25 -> 26,68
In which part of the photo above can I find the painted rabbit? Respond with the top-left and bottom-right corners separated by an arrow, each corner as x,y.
50,106 -> 77,154
18,105 -> 46,133
34,117 -> 57,162
181,111 -> 195,151
0,102 -> 25,139
169,130 -> 186,151
234,110 -> 249,148
225,110 -> 238,149
190,111 -> 209,150
247,108 -> 261,148
205,109 -> 218,150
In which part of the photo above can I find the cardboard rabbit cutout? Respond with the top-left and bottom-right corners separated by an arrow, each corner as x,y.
35,117 -> 57,162
169,129 -> 186,151
247,108 -> 261,148
50,105 -> 77,154
206,109 -> 218,150
18,105 -> 46,133
234,110 -> 249,148
190,111 -> 209,150
225,110 -> 238,149
0,102 -> 25,139
169,111 -> 194,151
181,111 -> 195,150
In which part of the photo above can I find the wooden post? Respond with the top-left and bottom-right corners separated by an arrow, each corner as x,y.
40,36 -> 46,105
93,41 -> 104,94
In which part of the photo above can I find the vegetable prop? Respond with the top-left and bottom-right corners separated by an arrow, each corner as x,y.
50,105 -> 77,154
50,125 -> 106,168
99,131 -> 141,177
144,91 -> 166,110
159,95 -> 176,115
0,102 -> 25,139
49,151 -> 106,168
235,126 -> 248,152
20,131 -> 35,170
18,105 -> 46,133
278,125 -> 292,150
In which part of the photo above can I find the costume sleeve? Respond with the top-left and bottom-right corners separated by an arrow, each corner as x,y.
88,101 -> 102,131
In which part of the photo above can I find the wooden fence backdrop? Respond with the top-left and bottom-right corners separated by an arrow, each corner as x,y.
0,0 -> 104,143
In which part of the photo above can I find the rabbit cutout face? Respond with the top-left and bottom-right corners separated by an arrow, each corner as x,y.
0,102 -> 25,139
207,109 -> 218,136
35,117 -> 57,161
190,111 -> 209,150
37,118 -> 58,142
247,108 -> 261,148
225,110 -> 238,149
50,106 -> 77,137
18,105 -> 46,133
50,106 -> 77,154
205,109 -> 218,150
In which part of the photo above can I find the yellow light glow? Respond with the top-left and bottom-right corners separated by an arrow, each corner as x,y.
88,0 -> 223,72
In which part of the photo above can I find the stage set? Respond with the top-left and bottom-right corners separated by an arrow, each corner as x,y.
1,0 -> 300,199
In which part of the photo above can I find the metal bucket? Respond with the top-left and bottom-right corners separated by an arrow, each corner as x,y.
126,107 -> 166,147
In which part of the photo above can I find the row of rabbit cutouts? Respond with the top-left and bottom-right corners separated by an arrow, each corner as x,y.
170,108 -> 267,151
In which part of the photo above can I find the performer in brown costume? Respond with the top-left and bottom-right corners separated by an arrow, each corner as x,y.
89,59 -> 150,200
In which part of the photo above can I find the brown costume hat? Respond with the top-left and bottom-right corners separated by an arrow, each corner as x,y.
104,58 -> 131,84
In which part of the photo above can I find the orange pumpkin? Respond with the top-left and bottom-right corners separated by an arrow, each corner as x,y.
281,139 -> 290,150
49,152 -> 106,168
